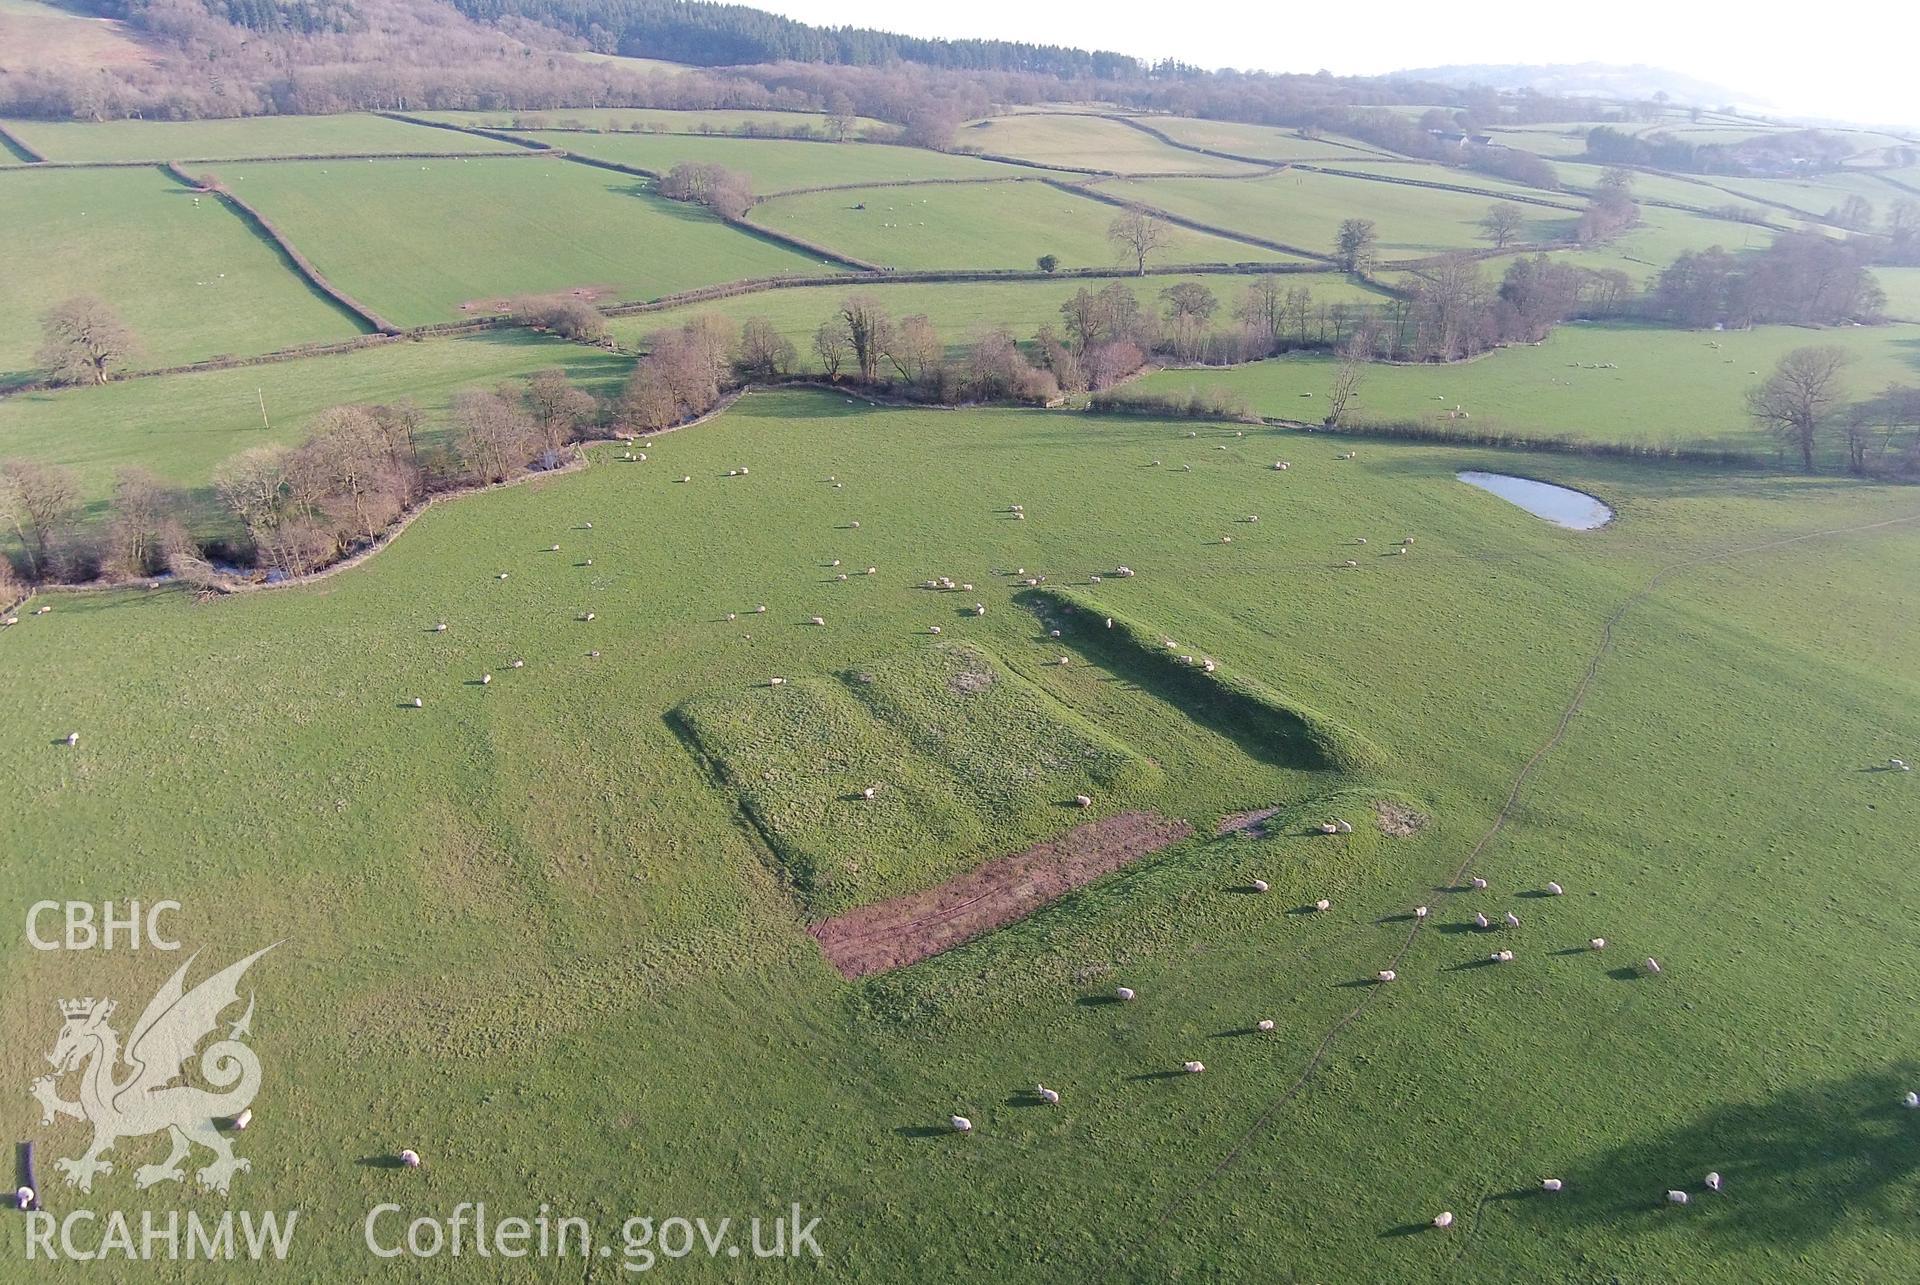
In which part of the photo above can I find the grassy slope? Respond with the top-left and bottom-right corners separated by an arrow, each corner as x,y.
3,391 -> 1917,1282
0,0 -> 151,77
0,112 -> 522,162
1100,168 -> 1584,259
0,165 -> 363,380
1136,118 -> 1384,162
218,157 -> 832,325
1134,321 -> 1920,455
0,330 -> 629,519
609,271 -> 1391,364
412,107 -> 889,139
747,181 -> 1306,272
516,130 -> 1060,190
957,113 -> 1265,175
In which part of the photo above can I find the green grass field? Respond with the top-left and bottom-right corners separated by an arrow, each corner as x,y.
1100,168 -> 1585,258
608,271 -> 1392,364
514,129 -> 1060,191
0,112 -> 522,162
1135,320 -> 1920,456
216,156 -> 834,325
747,180 -> 1308,271
4,389 -> 1918,1281
1135,117 -> 1385,162
957,113 -> 1266,175
0,165 -> 365,381
412,107 -> 890,139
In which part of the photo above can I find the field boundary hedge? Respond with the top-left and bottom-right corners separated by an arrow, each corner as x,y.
1099,113 -> 1398,166
1042,178 -> 1336,263
374,111 -> 558,152
164,162 -> 400,336
1258,413 -> 1765,466
0,122 -> 46,162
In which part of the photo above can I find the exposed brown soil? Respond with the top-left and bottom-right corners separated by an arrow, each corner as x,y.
458,284 -> 618,314
1375,800 -> 1429,837
810,810 -> 1193,978
1215,806 -> 1281,837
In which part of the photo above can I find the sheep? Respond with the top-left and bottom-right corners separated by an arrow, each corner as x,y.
1089,575 -> 1103,584
583,612 -> 596,621
511,659 -> 524,669
1273,461 -> 1290,471
1318,822 -> 1339,835
755,605 -> 767,614
1036,1085 -> 1060,1106
15,1186 -> 34,1210
830,560 -> 841,567
1392,547 -> 1406,555
1115,566 -> 1135,577
1542,1178 -> 1563,1192
1049,629 -> 1062,638
1891,757 -> 1911,771
1354,537 -> 1367,545
1075,794 -> 1092,808
1504,912 -> 1520,929
1183,1061 -> 1205,1074
849,521 -> 861,528
929,625 -> 943,635
1491,950 -> 1515,963
434,623 -> 448,633
680,476 -> 692,484
1257,1019 -> 1275,1032
1220,536 -> 1233,544
1376,970 -> 1397,983
975,604 -> 987,616
1643,958 -> 1662,976
65,732 -> 80,747
950,1116 -> 973,1133
1180,464 -> 1191,472
550,544 -> 561,552
1666,1190 -> 1688,1206
1474,913 -> 1490,929
1590,938 -> 1607,950
1471,876 -> 1488,890
1401,537 -> 1414,545
1902,1091 -> 1919,1108
1187,431 -> 1198,439
1339,451 -> 1356,460
727,613 -> 737,621
1705,1172 -> 1722,1192
836,574 -> 848,581
1115,986 -> 1136,1002
1414,906 -> 1429,919
1314,898 -> 1331,912
1015,511 -> 1027,520
1546,882 -> 1564,896
862,786 -> 877,800
1432,1211 -> 1454,1229
1057,656 -> 1071,666
411,698 -> 423,708
400,1149 -> 422,1169
1334,819 -> 1352,834
35,605 -> 51,615
234,1107 -> 253,1131
1202,660 -> 1216,673
1105,618 -> 1113,629
589,650 -> 601,658
768,677 -> 786,687
1250,879 -> 1269,893
810,616 -> 826,626
866,567 -> 877,576
1343,559 -> 1359,568
498,572 -> 509,580
481,673 -> 492,685
2,617 -> 15,627
739,467 -> 749,476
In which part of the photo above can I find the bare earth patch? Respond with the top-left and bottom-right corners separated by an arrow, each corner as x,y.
809,810 -> 1193,978
1376,799 -> 1429,837
456,284 -> 619,314
1216,806 -> 1281,837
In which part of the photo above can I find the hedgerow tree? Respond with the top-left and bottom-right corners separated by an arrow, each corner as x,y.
37,296 -> 137,386
1335,218 -> 1378,272
1749,347 -> 1852,471
1108,207 -> 1169,276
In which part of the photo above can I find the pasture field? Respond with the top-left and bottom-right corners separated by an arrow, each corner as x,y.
609,271 -> 1392,363
1876,267 -> 1920,322
1135,117 -> 1386,162
1134,320 -> 1920,457
1316,158 -> 1577,203
0,330 -> 628,518
1551,204 -> 1776,283
0,0 -> 151,79
411,106 -> 886,137
514,129 -> 1060,190
0,112 -> 522,163
1100,168 -> 1585,258
746,181 -> 1308,271
0,165 -> 364,381
1696,170 -> 1904,225
956,112 -> 1266,175
216,156 -> 833,325
4,390 -> 1919,1281
1484,125 -> 1599,158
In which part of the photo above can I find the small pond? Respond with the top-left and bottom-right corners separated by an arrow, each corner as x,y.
1457,471 -> 1613,530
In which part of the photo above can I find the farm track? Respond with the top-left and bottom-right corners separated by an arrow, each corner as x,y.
1101,505 -> 1920,1275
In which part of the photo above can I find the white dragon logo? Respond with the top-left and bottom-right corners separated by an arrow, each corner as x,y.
29,945 -> 277,1195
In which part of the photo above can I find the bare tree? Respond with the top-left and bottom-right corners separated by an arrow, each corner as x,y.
101,467 -> 177,579
0,458 -> 79,580
37,296 -> 137,385
1325,333 -> 1369,428
1108,207 -> 1170,276
813,322 -> 849,380
839,295 -> 891,383
1478,202 -> 1527,249
1747,346 -> 1851,471
1335,218 -> 1379,272
453,389 -> 538,482
736,318 -> 797,381
884,314 -> 943,388
1235,277 -> 1283,350
525,370 -> 598,453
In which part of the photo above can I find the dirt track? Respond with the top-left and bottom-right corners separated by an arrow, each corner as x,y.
809,810 -> 1194,978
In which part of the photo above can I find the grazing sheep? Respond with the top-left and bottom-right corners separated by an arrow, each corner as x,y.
866,567 -> 877,575
498,572 -> 509,580
1666,1190 -> 1688,1206
1183,1061 -> 1205,1074
929,625 -> 942,635
768,677 -> 786,686
1105,618 -> 1113,629
2,617 -> 15,627
1355,537 -> 1367,545
1257,1019 -> 1275,1032
1115,986 -> 1136,1002
1180,465 -> 1191,472
1273,462 -> 1290,471
234,1108 -> 253,1131
950,1116 -> 973,1134
583,612 -> 596,621
1115,566 -> 1135,577
1089,575 -> 1103,584
1471,876 -> 1488,890
1537,1177 -> 1564,1192
16,1186 -> 35,1210
65,732 -> 80,747
975,604 -> 987,616
862,786 -> 877,800
1057,656 -> 1070,666
511,659 -> 524,669
755,605 -> 767,614
481,673 -> 492,685
1250,879 -> 1269,893
1432,1212 -> 1454,1229
831,560 -> 841,567
1339,451 -> 1356,460
35,605 -> 51,614
1220,536 -> 1232,544
1891,757 -> 1910,771
589,650 -> 601,658
739,467 -> 749,475
1546,882 -> 1564,896
850,521 -> 861,528
680,476 -> 692,484
1203,660 -> 1216,673
727,613 -> 737,621
836,574 -> 848,581
1415,906 -> 1429,919
1902,1091 -> 1918,1108
1705,1172 -> 1722,1192
1402,537 -> 1414,545
1376,970 -> 1397,983
1075,794 -> 1092,808
810,616 -> 826,626
434,623 -> 448,633
400,1150 -> 422,1169
1335,820 -> 1352,834
1643,958 -> 1662,976
1590,938 -> 1607,950
1504,912 -> 1520,929
1314,898 -> 1331,912
1343,559 -> 1358,568
1393,547 -> 1406,556
1492,950 -> 1514,963
411,698 -> 423,708
1036,1085 -> 1060,1106
1049,629 -> 1062,638
550,544 -> 561,552
1474,913 -> 1490,929
1015,511 -> 1027,519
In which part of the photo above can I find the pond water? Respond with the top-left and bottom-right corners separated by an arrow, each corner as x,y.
1457,471 -> 1613,530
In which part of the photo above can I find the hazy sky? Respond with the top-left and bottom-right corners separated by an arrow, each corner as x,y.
755,1 -> 1915,129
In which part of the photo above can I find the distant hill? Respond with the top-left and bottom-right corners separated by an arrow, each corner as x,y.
1391,61 -> 1765,111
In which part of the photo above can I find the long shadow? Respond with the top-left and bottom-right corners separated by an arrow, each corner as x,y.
1513,1065 -> 1920,1249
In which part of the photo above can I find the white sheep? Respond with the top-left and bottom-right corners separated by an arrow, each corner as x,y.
1057,657 -> 1071,667
434,622 -> 448,633
1343,559 -> 1358,568
754,605 -> 767,614
830,559 -> 841,567
1115,566 -> 1134,577
1183,1061 -> 1205,1074
550,544 -> 561,551
1319,822 -> 1339,835
583,612 -> 596,621
1314,898 -> 1331,912
1643,958 -> 1662,976
1075,794 -> 1092,808
810,615 -> 826,626
1474,913 -> 1490,929
2,617 -> 16,627
1049,629 -> 1062,638
862,786 -> 877,800
949,1116 -> 973,1133
1541,1178 -> 1563,1192
866,567 -> 877,575
1432,1211 -> 1454,1229
1354,537 -> 1367,545
727,612 -> 737,621
1203,660 -> 1216,673
1376,970 -> 1397,983
1105,618 -> 1113,629
1089,575 -> 1103,584
497,572 -> 509,580
411,698 -> 423,708
975,604 -> 987,616
1546,882 -> 1564,896
1666,1190 -> 1688,1206
1035,1085 -> 1060,1106
1414,906 -> 1429,919
1257,1019 -> 1275,1032
1590,937 -> 1607,950
1273,461 -> 1290,471
1902,1091 -> 1918,1108
1491,950 -> 1514,963
738,467 -> 749,475
1471,877 -> 1488,890
768,677 -> 786,687
1334,820 -> 1352,834
1504,912 -> 1520,929
15,1186 -> 34,1210
481,673 -> 492,685
1705,1172 -> 1722,1192
849,520 -> 860,528
399,1149 -> 422,1169
234,1108 -> 253,1131
929,625 -> 942,635
680,475 -> 692,483
1890,757 -> 1910,771
1250,879 -> 1269,893
1220,536 -> 1233,544
511,659 -> 524,669
1115,986 -> 1136,1002
836,574 -> 848,581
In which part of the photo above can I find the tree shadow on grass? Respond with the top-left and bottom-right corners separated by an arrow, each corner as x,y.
1513,1065 -> 1920,1249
